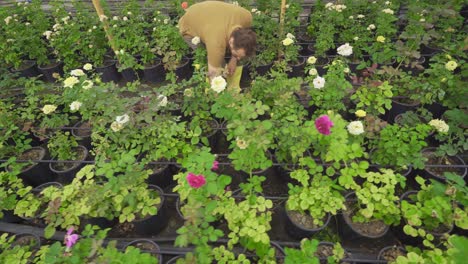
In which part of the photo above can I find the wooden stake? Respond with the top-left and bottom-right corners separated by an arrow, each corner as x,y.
278,0 -> 287,58
91,0 -> 119,60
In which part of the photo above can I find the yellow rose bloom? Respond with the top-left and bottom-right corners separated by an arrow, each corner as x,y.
445,61 -> 457,71
63,76 -> 79,88
355,110 -> 366,117
376,36 -> 385,43
282,37 -> 294,46
42,104 -> 57,115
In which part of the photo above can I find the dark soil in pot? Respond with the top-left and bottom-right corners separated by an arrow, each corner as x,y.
11,233 -> 41,249
71,121 -> 92,149
38,60 -> 64,82
377,246 -> 406,262
50,146 -> 87,172
316,242 -> 352,264
9,146 -> 54,186
288,210 -> 328,230
342,201 -> 388,237
422,148 -> 467,181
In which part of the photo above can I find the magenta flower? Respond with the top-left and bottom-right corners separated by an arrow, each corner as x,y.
64,227 -> 79,251
315,115 -> 334,135
186,173 -> 206,188
211,160 -> 219,171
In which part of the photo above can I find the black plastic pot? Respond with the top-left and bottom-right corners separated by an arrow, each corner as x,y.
124,239 -> 163,263
287,57 -> 306,78
420,44 -> 442,56
80,216 -> 116,231
175,57 -> 193,81
203,119 -> 220,153
131,185 -> 168,236
11,233 -> 42,249
305,53 -> 329,76
255,62 -> 273,76
377,245 -> 407,262
49,145 -> 89,184
316,242 -> 354,264
10,146 -> 55,187
215,120 -> 231,154
284,202 -> 332,240
144,159 -> 174,188
118,64 -> 140,83
38,60 -> 64,82
394,190 -> 454,246
339,192 -> 390,240
0,210 -> 22,223
424,102 -> 447,119
386,97 -> 420,123
10,60 -> 40,79
71,121 -> 92,149
22,182 -> 63,225
166,255 -> 184,263
420,147 -> 467,182
240,63 -> 252,88
142,60 -> 166,84
95,60 -> 121,83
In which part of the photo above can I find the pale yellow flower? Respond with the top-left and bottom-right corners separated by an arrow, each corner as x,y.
445,61 -> 457,71
236,137 -> 248,149
191,36 -> 200,45
355,110 -> 366,117
376,36 -> 386,43
282,37 -> 294,46
42,104 -> 57,114
308,68 -> 318,76
194,64 -> 201,70
184,88 -> 193,97
69,101 -> 82,111
307,56 -> 317,64
83,63 -> 93,71
70,69 -> 85,77
110,121 -> 123,132
63,76 -> 79,88
429,119 -> 449,133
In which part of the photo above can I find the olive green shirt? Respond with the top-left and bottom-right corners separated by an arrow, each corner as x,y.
178,1 -> 252,68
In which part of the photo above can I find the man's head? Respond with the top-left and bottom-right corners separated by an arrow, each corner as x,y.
229,28 -> 256,60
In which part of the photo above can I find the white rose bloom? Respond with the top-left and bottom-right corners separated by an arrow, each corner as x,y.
211,76 -> 227,93
343,67 -> 350,73
420,18 -> 425,22
25,22 -> 30,26
63,76 -> 79,88
88,44 -> 93,48
308,68 -> 318,76
349,16 -> 354,19
116,114 -> 130,124
382,8 -> 394,15
127,12 -> 132,15
286,33 -> 295,39
4,16 -> 12,24
337,43 -> 353,56
99,14 -> 108,22
83,63 -> 93,71
429,119 -> 449,133
347,121 -> 365,135
357,14 -> 365,18
251,8 -> 258,13
82,80 -> 93,90
157,94 -> 168,107
70,101 -> 82,111
123,16 -> 128,21
70,69 -> 85,77
113,16 -> 119,20
385,1 -> 391,5
353,36 -> 359,41
42,104 -> 57,115
163,18 -> 169,24
191,36 -> 200,45
312,76 -> 325,89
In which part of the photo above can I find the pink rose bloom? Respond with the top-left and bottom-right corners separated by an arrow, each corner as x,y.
181,2 -> 188,9
211,160 -> 219,171
315,115 -> 334,135
64,227 -> 79,251
186,173 -> 206,188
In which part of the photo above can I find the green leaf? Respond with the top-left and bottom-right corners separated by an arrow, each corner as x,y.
44,225 -> 56,239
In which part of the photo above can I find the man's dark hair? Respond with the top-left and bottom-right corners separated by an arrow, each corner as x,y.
231,28 -> 256,57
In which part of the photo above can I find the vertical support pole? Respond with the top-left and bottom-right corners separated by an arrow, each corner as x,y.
91,0 -> 119,60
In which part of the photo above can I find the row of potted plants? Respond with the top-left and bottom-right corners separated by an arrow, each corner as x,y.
1,0 -> 466,84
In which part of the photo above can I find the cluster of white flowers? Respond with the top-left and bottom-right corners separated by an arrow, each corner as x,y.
251,8 -> 261,15
211,76 -> 227,93
325,3 -> 347,12
367,24 -> 376,31
429,119 -> 449,133
382,8 -> 394,15
69,101 -> 82,111
337,43 -> 353,56
313,76 -> 325,89
347,121 -> 365,135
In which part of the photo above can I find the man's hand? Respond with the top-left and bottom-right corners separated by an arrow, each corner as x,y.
227,57 -> 238,76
